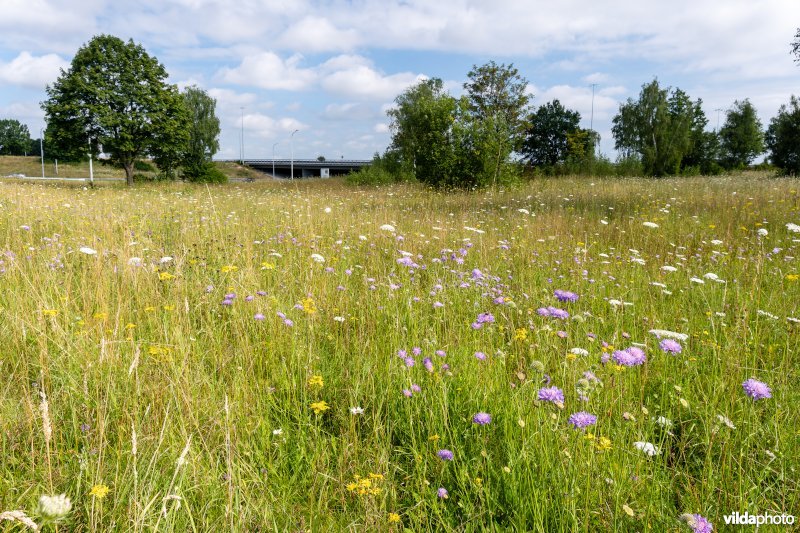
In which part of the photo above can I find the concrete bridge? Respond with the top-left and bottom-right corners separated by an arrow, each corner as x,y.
228,159 -> 372,178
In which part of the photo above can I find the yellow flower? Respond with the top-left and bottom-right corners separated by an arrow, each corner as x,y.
428,434 -> 440,442
220,265 -> 238,273
596,436 -> 612,451
310,401 -> 330,414
41,309 -> 59,317
786,274 -> 799,281
514,328 -> 528,341
93,312 -> 108,320
158,272 -> 174,281
302,297 -> 317,314
89,484 -> 110,499
307,375 -> 324,388
388,513 -> 401,523
260,262 -> 276,270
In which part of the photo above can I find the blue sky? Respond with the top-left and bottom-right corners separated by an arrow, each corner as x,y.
1,0 -> 799,160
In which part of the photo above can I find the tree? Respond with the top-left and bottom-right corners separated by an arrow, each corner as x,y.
463,61 -> 531,185
42,34 -> 188,185
0,119 -> 32,155
792,28 -> 800,63
611,80 -> 703,176
177,86 -> 221,182
765,95 -> 800,175
522,99 -> 582,167
718,99 -> 764,169
388,78 -> 459,187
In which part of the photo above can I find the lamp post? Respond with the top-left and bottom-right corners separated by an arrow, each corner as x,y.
39,128 -> 44,179
88,137 -> 94,186
240,107 -> 245,164
290,129 -> 299,180
272,142 -> 279,178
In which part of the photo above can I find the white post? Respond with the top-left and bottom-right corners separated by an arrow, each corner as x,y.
240,107 -> 245,164
290,129 -> 299,180
40,129 -> 44,179
55,159 -> 58,175
272,142 -> 279,178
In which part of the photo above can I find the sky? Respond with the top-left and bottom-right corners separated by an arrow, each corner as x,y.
1,0 -> 799,161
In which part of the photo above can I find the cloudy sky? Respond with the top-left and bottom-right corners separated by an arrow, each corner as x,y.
1,0 -> 799,160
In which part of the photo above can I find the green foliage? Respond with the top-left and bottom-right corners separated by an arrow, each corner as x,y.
522,100 -> 582,167
42,34 -> 189,185
0,119 -> 32,155
718,99 -> 764,169
182,160 -> 228,183
346,151 -> 410,185
180,86 -> 220,172
612,80 -> 706,176
765,95 -> 800,175
792,28 -> 800,63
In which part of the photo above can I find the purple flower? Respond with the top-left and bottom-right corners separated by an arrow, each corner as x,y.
474,351 -> 486,361
412,347 -> 422,356
435,350 -> 446,357
404,357 -> 416,367
612,347 -> 646,367
402,389 -> 413,397
742,378 -> 771,400
254,313 -> 265,321
245,295 -> 254,302
224,293 -> 236,300
436,449 -> 454,461
423,358 -> 434,372
471,268 -> 484,280
568,411 -> 597,430
659,339 -> 682,354
554,289 -> 579,302
472,412 -> 492,425
437,487 -> 449,499
221,299 -> 234,306
411,384 -> 421,393
686,514 -> 713,533
537,386 -> 565,404
433,301 -> 444,308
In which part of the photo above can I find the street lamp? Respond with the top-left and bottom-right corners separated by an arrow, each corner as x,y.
290,129 -> 299,180
39,128 -> 44,179
88,137 -> 94,186
272,142 -> 279,178
240,107 -> 245,164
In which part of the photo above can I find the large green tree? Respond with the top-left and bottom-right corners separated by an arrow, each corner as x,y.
0,119 -> 32,155
718,99 -> 764,169
522,99 -> 582,167
180,86 -> 221,181
766,95 -> 800,175
388,78 -> 459,187
42,34 -> 188,185
611,80 -> 704,176
462,61 -> 531,185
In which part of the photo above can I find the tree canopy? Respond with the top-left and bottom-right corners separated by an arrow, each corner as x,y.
718,99 -> 763,169
0,119 -> 32,156
521,99 -> 582,168
766,95 -> 800,175
42,34 -> 188,185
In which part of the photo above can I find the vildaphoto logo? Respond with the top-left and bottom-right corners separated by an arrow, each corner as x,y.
723,512 -> 795,526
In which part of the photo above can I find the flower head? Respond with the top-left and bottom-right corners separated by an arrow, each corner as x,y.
568,411 -> 597,430
437,449 -> 454,461
612,347 -> 646,367
554,289 -> 579,302
38,494 -> 72,519
310,401 -> 330,414
437,487 -> 449,499
537,386 -> 565,404
472,412 -> 492,425
89,484 -> 110,499
742,378 -> 771,400
680,513 -> 713,533
659,339 -> 682,354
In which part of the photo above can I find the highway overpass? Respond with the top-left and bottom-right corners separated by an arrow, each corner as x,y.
222,159 -> 372,178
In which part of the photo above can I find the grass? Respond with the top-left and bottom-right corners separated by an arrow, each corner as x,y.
0,174 -> 797,531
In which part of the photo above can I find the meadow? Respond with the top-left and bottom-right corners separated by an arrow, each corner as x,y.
0,174 -> 797,531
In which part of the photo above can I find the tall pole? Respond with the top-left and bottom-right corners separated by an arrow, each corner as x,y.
272,142 -> 279,177
290,129 -> 299,180
40,129 -> 45,179
240,107 -> 245,164
589,84 -> 598,156
714,108 -> 723,131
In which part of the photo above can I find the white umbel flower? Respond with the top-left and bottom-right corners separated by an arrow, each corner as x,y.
310,253 -> 325,263
79,246 -> 97,255
38,494 -> 71,519
380,224 -> 396,232
633,441 -> 660,456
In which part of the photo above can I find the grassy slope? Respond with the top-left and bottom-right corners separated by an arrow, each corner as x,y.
0,176 -> 797,531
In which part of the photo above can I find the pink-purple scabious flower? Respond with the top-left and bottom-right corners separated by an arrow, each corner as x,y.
537,386 -> 565,404
659,339 -> 682,354
612,346 -> 646,366
472,412 -> 491,425
436,449 -> 454,461
568,411 -> 597,430
554,289 -> 579,302
742,378 -> 771,400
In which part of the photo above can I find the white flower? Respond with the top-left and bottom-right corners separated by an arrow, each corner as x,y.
128,257 -> 143,267
333,316 -> 345,322
633,441 -> 660,456
310,253 -> 325,263
79,246 -> 97,255
642,221 -> 659,228
0,510 -> 38,530
655,416 -> 673,428
358,235 -> 367,241
569,348 -> 589,356
630,257 -> 646,265
757,228 -> 768,236
661,265 -> 678,272
648,329 -> 689,341
323,207 -> 332,214
349,407 -> 364,415
711,239 -> 724,245
38,494 -> 72,519
608,299 -> 623,307
380,224 -> 396,232
716,414 -> 736,429
517,208 -> 530,215
159,256 -> 173,264
757,309 -> 779,320
650,282 -> 667,288
272,428 -> 283,436
689,277 -> 705,284
786,222 -> 800,233
600,219 -> 609,225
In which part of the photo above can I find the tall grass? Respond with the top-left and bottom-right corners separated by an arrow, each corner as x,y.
0,175 -> 797,531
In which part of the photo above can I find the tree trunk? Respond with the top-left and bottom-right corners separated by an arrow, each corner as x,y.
124,162 -> 134,186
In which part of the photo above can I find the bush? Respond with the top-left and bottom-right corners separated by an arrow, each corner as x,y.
346,152 -> 410,185
183,161 -> 227,183
134,160 -> 156,172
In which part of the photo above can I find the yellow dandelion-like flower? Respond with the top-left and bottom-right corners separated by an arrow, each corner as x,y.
388,512 -> 401,523
220,265 -> 238,273
158,272 -> 174,281
310,401 -> 330,414
93,312 -> 108,320
260,262 -> 276,270
302,297 -> 317,315
89,484 -> 110,499
596,436 -> 612,451
428,434 -> 440,442
41,309 -> 59,317
514,328 -> 528,341
786,274 -> 799,281
307,375 -> 324,388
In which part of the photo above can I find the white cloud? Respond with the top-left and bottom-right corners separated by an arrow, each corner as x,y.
278,16 -> 360,52
217,52 -> 317,90
322,102 -> 381,121
320,57 -> 427,100
0,51 -> 68,88
243,112 -> 306,138
374,122 -> 389,133
529,84 -> 621,124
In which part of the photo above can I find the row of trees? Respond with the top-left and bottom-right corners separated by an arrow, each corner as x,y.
40,35 -> 222,184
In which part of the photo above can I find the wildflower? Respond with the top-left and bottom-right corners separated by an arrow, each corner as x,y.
158,272 -> 174,281
41,309 -> 59,317
307,375 -> 324,388
659,339 -> 682,354
716,414 -> 736,429
474,351 -> 486,361
649,329 -> 689,341
220,265 -> 238,273
79,246 -> 97,255
633,441 -> 660,456
310,401 -> 330,414
89,484 -> 110,499
254,313 -> 265,320
537,386 -> 565,405
423,358 -> 434,372
0,510 -> 38,530
388,513 -> 401,523
554,289 -> 579,302
514,328 -> 528,341
310,253 -> 325,263
757,228 -> 768,236
272,428 -> 283,436
680,513 -> 714,533
380,224 -> 396,232
596,436 -> 612,451
38,494 -> 72,519
786,222 -> 800,233
437,449 -> 454,461
642,221 -> 659,228
437,487 -> 448,499
350,406 -> 364,415
742,378 -> 771,400
568,411 -> 597,430
402,389 -> 413,397
472,412 -> 492,425
612,347 -> 646,367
